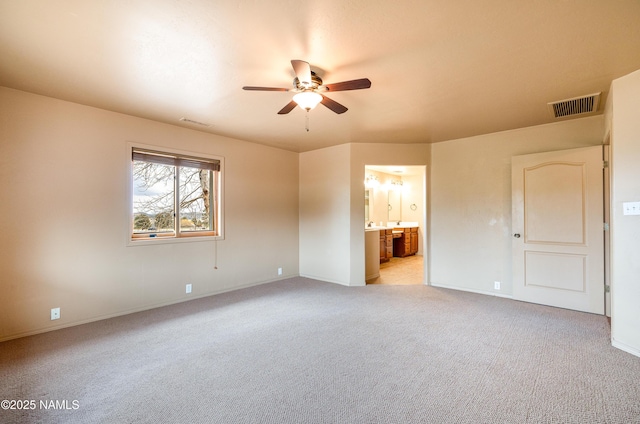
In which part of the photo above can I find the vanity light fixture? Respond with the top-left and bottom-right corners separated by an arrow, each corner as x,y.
387,179 -> 404,191
365,175 -> 380,187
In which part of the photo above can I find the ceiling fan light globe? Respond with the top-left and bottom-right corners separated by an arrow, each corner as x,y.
293,91 -> 322,111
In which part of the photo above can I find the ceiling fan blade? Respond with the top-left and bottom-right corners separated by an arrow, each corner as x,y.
242,85 -> 289,91
324,78 -> 372,92
291,60 -> 312,87
242,86 -> 290,91
320,95 -> 348,114
277,100 -> 298,115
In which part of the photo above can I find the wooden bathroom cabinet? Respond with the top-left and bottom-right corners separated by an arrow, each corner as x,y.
393,227 -> 419,257
380,229 -> 393,263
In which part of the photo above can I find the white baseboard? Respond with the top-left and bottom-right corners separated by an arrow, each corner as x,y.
0,275 -> 294,343
365,272 -> 380,281
429,282 -> 513,299
299,273 -> 370,287
612,338 -> 640,359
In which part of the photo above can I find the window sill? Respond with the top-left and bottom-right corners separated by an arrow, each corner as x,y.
127,233 -> 223,247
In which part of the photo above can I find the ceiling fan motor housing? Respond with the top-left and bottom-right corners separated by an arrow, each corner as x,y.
294,71 -> 323,91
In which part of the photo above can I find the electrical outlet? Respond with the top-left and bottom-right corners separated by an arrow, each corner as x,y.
278,267 -> 283,276
51,307 -> 60,320
623,201 -> 640,216
494,281 -> 501,290
185,284 -> 192,294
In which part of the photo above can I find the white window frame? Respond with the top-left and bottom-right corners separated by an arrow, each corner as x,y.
127,142 -> 224,246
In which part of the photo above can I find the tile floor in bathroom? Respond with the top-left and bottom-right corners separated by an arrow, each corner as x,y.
367,254 -> 424,285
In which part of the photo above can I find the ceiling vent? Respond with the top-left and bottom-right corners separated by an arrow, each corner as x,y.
548,93 -> 601,119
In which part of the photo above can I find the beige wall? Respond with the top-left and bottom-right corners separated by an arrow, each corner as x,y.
609,69 -> 640,356
298,144 -> 352,285
0,87 -> 300,341
430,116 -> 605,296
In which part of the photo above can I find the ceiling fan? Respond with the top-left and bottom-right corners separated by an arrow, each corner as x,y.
242,60 -> 371,115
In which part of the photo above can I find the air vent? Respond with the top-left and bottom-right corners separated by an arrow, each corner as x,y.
548,93 -> 601,119
179,117 -> 211,127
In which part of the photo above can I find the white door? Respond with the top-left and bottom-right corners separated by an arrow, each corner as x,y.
512,146 -> 604,314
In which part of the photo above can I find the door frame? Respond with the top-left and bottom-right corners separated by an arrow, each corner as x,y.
362,165 -> 428,285
603,138 -> 611,317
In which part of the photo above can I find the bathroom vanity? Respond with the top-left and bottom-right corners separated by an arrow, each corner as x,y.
365,227 -> 382,280
392,227 -> 419,257
380,228 -> 393,262
365,222 -> 420,281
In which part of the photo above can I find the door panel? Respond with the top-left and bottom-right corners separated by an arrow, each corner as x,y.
524,163 -> 585,244
512,146 -> 604,314
524,251 -> 585,292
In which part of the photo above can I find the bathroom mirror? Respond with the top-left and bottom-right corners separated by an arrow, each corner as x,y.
364,189 -> 371,222
388,190 -> 401,222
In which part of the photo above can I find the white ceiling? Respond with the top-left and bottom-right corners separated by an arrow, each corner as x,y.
2,0 -> 639,153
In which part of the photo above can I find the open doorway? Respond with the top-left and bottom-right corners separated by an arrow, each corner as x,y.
364,165 -> 427,285
370,256 -> 424,285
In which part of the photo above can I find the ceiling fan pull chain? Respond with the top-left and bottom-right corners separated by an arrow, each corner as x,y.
305,110 -> 310,132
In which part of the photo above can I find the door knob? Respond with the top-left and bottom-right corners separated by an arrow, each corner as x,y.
514,233 -> 521,238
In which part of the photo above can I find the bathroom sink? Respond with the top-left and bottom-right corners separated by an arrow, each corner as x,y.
387,221 -> 419,228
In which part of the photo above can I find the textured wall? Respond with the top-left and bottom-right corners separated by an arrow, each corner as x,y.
610,69 -> 640,356
430,116 -> 604,296
0,88 -> 300,341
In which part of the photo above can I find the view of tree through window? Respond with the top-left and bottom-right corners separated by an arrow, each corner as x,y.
131,148 -> 220,240
133,162 -> 176,234
179,166 -> 210,232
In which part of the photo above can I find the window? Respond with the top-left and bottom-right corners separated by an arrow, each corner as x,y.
130,145 -> 222,243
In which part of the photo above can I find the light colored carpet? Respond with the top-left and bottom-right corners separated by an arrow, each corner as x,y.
1,277 -> 639,423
